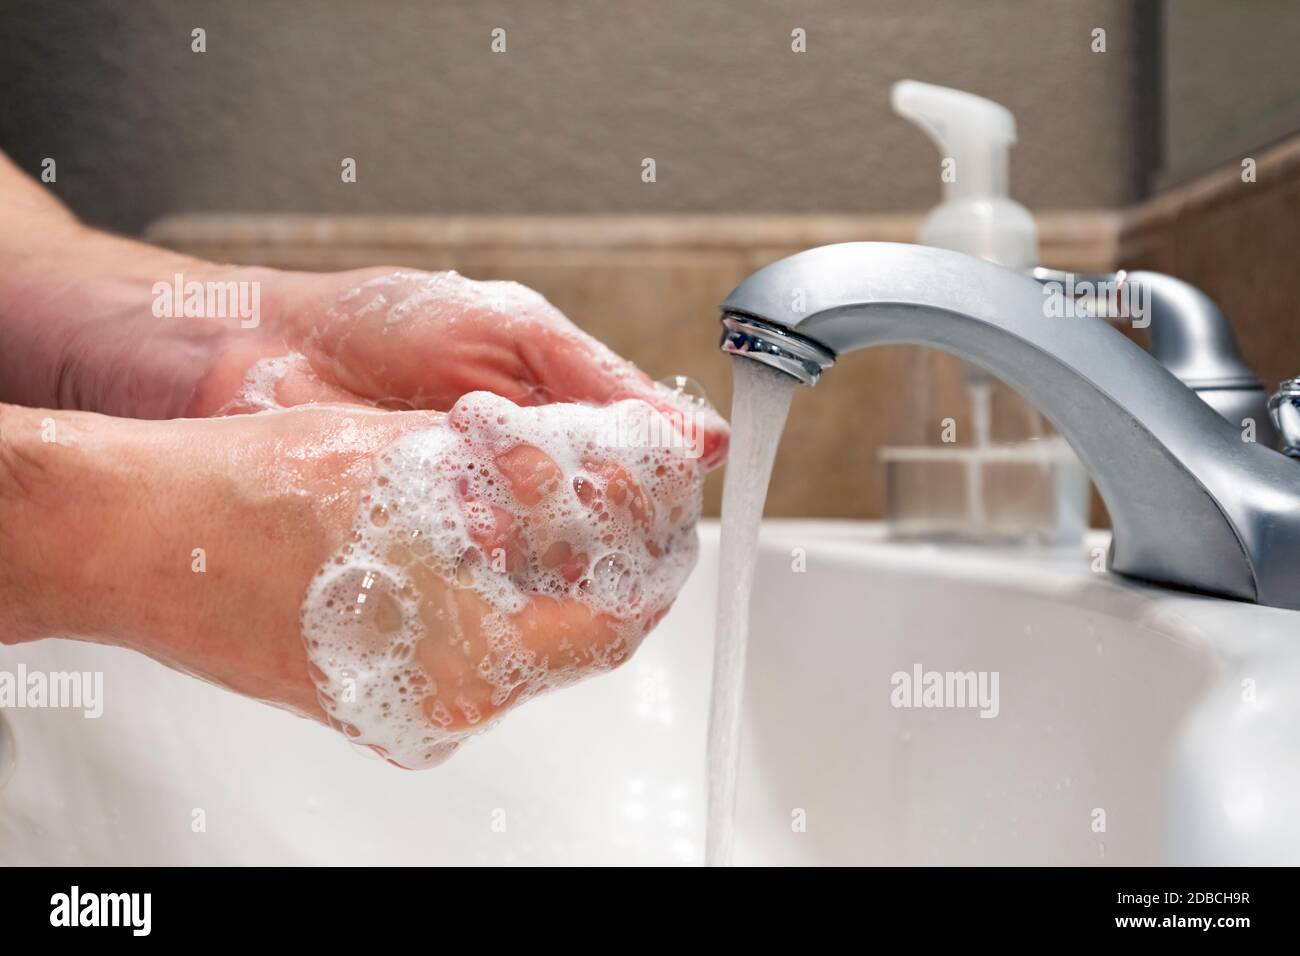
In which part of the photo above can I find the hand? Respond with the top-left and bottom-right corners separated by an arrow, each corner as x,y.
0,218 -> 726,467
198,266 -> 728,467
2,150 -> 728,464
0,154 -> 727,768
0,393 -> 705,768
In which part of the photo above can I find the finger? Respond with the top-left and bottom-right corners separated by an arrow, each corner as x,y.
512,318 -> 730,471
490,443 -> 590,579
580,459 -> 654,532
291,269 -> 730,469
511,594 -> 627,669
460,499 -> 528,578
494,443 -> 563,506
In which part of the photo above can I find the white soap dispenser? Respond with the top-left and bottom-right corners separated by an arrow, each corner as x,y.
882,79 -> 1088,547
890,79 -> 1037,270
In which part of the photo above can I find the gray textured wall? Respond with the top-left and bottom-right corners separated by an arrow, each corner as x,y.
2,0 -> 1157,234
1161,0 -> 1300,185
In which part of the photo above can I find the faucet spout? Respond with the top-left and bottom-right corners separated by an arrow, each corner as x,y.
719,242 -> 1300,611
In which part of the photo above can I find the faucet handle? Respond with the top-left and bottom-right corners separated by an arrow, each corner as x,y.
1269,378 -> 1300,458
1033,267 -> 1278,447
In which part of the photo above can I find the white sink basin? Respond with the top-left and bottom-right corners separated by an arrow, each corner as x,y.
3,520 -> 1298,865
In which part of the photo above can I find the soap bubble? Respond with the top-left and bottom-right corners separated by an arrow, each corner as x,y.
301,390 -> 703,768
656,374 -> 713,411
591,551 -> 643,610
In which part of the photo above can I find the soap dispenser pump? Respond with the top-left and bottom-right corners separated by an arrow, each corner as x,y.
890,79 -> 1037,270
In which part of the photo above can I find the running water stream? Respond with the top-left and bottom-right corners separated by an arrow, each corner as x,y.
705,358 -> 798,866
966,375 -> 993,528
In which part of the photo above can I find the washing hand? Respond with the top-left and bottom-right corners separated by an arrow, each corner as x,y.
0,150 -> 729,766
0,152 -> 726,453
0,389 -> 711,767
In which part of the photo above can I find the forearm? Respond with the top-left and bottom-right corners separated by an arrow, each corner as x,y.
0,401 -> 337,715
0,153 -> 288,418
0,402 -> 189,645
0,150 -> 224,296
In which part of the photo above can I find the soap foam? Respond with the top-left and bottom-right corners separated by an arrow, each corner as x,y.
300,390 -> 705,768
219,353 -> 312,414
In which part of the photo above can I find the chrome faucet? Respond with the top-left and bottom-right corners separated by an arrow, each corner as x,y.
719,242 -> 1300,611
